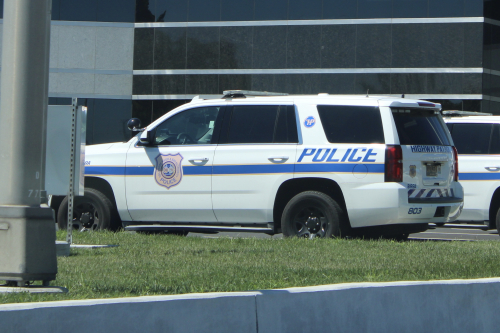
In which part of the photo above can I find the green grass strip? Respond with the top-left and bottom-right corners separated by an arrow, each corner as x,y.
1,230 -> 500,304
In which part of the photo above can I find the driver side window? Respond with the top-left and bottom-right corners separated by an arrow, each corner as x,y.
154,106 -> 221,146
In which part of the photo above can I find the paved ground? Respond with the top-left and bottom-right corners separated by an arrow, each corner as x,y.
409,224 -> 498,241
187,223 -> 499,241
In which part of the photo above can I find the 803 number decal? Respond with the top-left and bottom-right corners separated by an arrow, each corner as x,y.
408,208 -> 422,214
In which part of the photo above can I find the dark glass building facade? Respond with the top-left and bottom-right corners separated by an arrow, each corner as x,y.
1,0 -> 498,143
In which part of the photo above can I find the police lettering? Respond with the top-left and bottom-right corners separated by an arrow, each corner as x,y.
297,148 -> 378,163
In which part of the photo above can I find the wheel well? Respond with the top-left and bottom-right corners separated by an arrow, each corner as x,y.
49,195 -> 64,219
84,177 -> 118,208
273,178 -> 348,232
489,187 -> 500,229
49,177 -> 118,223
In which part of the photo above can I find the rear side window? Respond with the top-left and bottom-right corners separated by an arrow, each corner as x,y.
224,105 -> 298,144
447,123 -> 493,154
392,109 -> 450,146
317,105 -> 385,144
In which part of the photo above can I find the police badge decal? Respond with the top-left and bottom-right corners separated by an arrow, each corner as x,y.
154,153 -> 183,189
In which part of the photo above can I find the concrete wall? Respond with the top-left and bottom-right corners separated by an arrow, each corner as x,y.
1,278 -> 500,333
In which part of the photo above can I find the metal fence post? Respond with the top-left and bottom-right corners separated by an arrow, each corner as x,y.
66,98 -> 78,244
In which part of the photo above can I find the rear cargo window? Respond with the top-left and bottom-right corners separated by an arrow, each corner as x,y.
392,109 -> 450,146
317,105 -> 385,144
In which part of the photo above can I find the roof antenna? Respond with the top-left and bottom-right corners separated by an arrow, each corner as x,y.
402,93 -> 405,98
366,89 -> 369,97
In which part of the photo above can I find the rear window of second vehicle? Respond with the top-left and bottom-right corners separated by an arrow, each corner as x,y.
447,123 -> 500,154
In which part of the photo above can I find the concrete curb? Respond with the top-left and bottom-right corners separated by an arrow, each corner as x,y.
1,278 -> 500,332
55,241 -> 70,257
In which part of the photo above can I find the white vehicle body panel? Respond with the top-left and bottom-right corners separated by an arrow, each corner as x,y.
84,142 -> 133,221
457,154 -> 498,221
295,102 -> 390,227
212,144 -> 297,223
125,144 -> 217,222
445,116 -> 500,223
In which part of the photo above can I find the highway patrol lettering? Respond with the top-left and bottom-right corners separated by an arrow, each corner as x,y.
297,148 -> 378,163
410,145 -> 452,153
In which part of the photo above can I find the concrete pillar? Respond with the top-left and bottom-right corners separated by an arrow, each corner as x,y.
0,0 -> 56,285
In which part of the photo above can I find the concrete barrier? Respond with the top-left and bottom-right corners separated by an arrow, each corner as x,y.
1,278 -> 500,333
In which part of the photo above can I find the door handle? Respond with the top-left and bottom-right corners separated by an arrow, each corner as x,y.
268,156 -> 289,163
485,166 -> 500,172
188,157 -> 209,166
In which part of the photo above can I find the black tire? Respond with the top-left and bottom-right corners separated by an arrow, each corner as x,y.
496,208 -> 500,236
57,188 -> 119,231
281,191 -> 345,239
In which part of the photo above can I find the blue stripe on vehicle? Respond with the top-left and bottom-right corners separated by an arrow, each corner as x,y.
451,188 -> 454,197
85,163 -> 385,176
213,164 -> 295,175
183,166 -> 212,175
295,163 -> 384,173
408,189 -> 415,196
426,189 -> 435,198
126,167 -> 154,175
86,166 -> 210,176
85,166 -> 126,175
459,173 -> 500,181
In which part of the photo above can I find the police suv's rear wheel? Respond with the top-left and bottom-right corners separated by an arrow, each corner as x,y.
282,191 -> 342,239
495,208 -> 500,236
57,188 -> 116,231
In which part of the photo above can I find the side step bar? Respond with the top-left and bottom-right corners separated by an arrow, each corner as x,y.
436,223 -> 489,230
124,224 -> 275,235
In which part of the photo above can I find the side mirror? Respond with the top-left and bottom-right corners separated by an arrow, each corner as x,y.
127,118 -> 142,131
139,130 -> 154,145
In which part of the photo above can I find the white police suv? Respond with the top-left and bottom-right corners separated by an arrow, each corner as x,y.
444,112 -> 500,234
54,91 -> 463,239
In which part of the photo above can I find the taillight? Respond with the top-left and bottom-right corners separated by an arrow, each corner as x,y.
385,145 -> 403,182
452,146 -> 459,181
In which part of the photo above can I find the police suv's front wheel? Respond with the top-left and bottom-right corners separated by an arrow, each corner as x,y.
57,188 -> 118,231
282,191 -> 344,239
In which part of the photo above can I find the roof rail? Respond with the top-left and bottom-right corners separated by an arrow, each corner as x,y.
442,110 -> 493,117
222,90 -> 288,98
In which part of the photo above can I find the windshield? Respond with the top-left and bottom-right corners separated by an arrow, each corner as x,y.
391,108 -> 450,146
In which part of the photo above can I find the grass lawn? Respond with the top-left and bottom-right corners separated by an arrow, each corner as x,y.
1,230 -> 500,304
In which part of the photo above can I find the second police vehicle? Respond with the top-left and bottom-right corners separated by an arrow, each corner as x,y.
53,91 -> 464,239
444,112 -> 500,235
